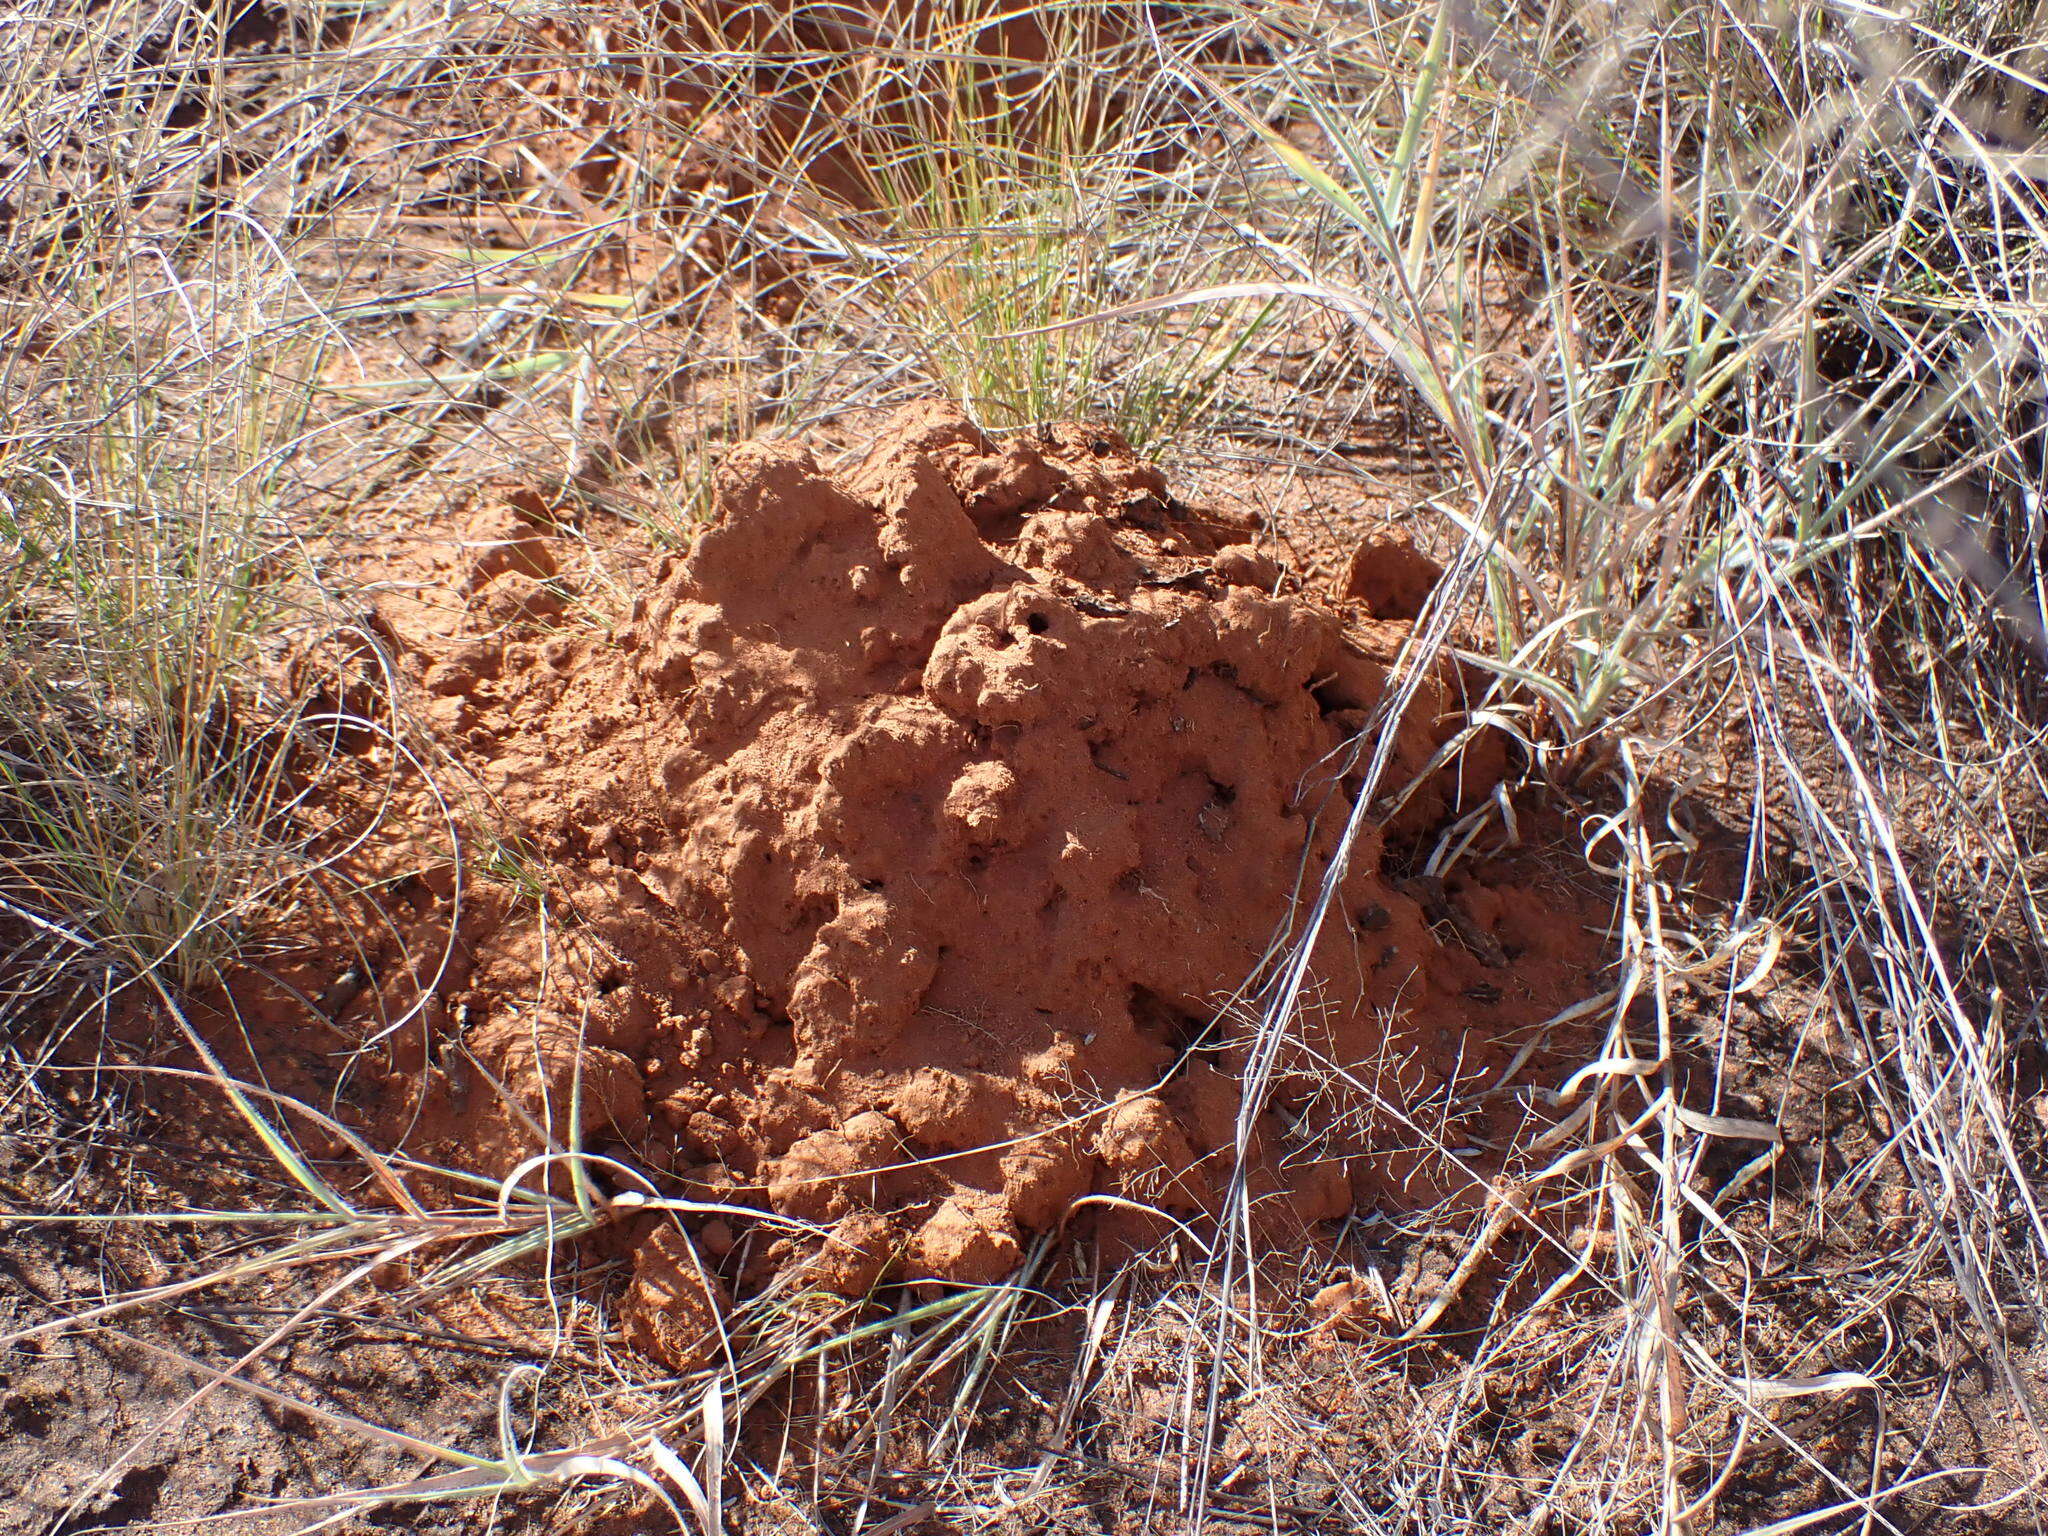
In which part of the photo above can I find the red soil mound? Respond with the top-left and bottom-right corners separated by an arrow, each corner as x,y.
294,405 -> 1605,1369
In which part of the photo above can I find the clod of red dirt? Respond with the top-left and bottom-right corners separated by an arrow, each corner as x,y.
625,1222 -> 730,1372
803,1211 -> 900,1297
1344,531 -> 1446,621
334,403 -> 1606,1334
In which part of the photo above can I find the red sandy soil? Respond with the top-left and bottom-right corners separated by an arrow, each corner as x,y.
242,403 -> 1611,1372
512,0 -> 1227,211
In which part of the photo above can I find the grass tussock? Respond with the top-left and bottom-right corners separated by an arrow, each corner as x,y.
2,0 -> 2045,1531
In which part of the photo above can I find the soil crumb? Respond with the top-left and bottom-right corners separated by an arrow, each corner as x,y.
302,404 -> 1606,1340
1344,530 -> 1447,621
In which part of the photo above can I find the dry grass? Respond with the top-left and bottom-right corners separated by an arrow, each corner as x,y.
2,0 -> 2045,1531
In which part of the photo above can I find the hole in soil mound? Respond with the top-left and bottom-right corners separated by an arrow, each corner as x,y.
255,403 -> 1611,1371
